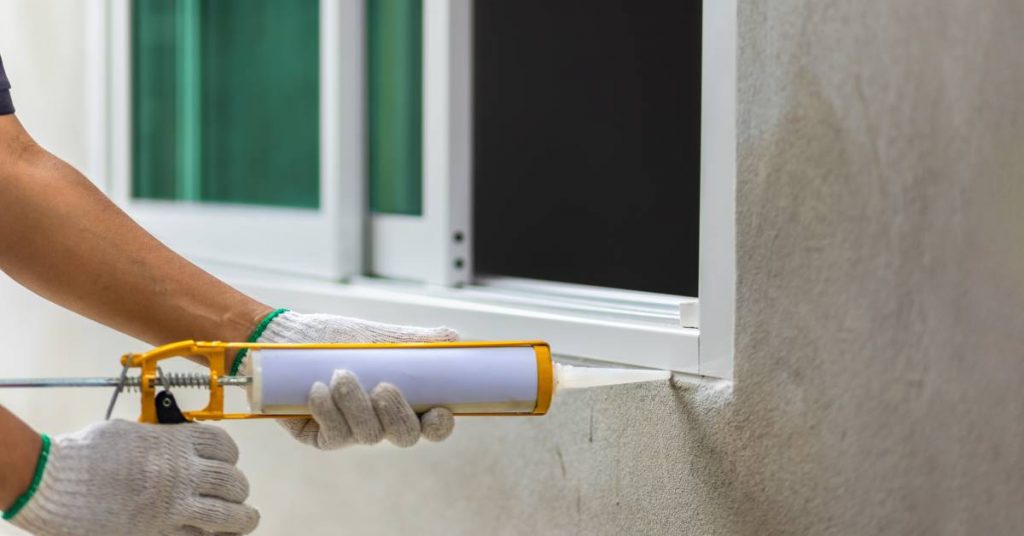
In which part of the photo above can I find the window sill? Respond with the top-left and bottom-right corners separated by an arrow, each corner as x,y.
205,263 -> 699,373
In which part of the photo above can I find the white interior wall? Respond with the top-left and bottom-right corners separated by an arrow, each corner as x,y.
0,0 -> 89,174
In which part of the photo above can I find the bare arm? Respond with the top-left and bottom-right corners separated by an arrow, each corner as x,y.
0,114 -> 272,348
0,112 -> 461,507
0,112 -> 274,514
0,407 -> 40,511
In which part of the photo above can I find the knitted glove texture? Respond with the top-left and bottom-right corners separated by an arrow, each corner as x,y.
10,420 -> 258,536
243,311 -> 457,449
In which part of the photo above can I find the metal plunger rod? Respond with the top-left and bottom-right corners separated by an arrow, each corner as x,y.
0,376 -> 252,389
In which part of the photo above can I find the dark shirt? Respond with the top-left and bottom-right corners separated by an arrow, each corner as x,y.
0,55 -> 13,115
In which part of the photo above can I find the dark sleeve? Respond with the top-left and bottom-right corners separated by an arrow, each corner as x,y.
0,55 -> 14,115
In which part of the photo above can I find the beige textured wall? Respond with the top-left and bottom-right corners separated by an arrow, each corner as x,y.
2,0 -> 1023,534
729,1 -> 1024,533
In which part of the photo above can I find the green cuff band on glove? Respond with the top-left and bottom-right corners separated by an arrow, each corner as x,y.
3,433 -> 51,521
230,308 -> 289,376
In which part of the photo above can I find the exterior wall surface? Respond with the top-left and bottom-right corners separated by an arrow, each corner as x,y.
1,1 -> 1023,534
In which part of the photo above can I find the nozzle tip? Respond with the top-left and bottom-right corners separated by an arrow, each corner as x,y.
554,363 -> 672,391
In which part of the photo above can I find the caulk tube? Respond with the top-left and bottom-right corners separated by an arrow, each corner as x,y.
250,342 -> 554,415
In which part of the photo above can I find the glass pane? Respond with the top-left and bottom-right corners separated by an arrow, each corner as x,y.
473,0 -> 702,296
132,0 -> 320,209
132,0 -> 178,200
367,0 -> 422,215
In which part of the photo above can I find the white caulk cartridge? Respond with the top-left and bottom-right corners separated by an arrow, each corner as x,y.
249,341 -> 670,416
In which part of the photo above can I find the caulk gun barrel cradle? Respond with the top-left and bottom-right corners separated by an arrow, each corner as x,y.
0,340 -> 671,424
126,340 -> 555,423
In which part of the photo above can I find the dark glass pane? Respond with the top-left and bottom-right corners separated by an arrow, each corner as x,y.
473,0 -> 702,296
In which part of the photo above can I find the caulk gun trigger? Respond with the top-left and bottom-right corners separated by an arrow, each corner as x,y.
155,391 -> 187,424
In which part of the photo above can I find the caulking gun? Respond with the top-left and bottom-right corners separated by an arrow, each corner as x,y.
0,340 -> 670,424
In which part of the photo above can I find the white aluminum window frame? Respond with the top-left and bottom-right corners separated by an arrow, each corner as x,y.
104,0 -> 364,281
93,0 -> 734,377
369,0 -> 471,286
367,0 -> 735,377
697,0 -> 737,379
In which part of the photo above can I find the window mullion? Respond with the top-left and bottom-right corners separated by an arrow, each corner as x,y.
370,0 -> 472,287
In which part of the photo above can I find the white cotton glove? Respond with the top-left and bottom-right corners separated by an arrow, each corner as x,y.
238,310 -> 458,449
8,420 -> 258,536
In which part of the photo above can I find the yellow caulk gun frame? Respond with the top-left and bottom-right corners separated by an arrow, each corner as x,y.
123,339 -> 553,424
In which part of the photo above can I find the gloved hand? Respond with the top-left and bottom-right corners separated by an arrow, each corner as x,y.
236,310 -> 458,450
8,420 -> 258,536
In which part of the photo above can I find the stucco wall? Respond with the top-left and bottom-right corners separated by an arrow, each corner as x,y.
728,1 -> 1024,533
2,0 -> 1023,534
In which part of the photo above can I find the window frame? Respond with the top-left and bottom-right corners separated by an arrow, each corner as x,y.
697,0 -> 736,379
106,0 -> 365,281
94,0 -> 735,377
369,0 -> 471,286
369,0 -> 735,376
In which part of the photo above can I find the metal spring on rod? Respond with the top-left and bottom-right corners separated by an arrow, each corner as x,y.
121,372 -> 213,393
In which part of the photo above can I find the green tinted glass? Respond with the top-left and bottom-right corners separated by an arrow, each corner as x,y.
132,0 -> 319,209
368,0 -> 422,215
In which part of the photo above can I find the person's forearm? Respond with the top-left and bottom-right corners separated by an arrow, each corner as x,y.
0,406 -> 41,511
0,115 -> 272,347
